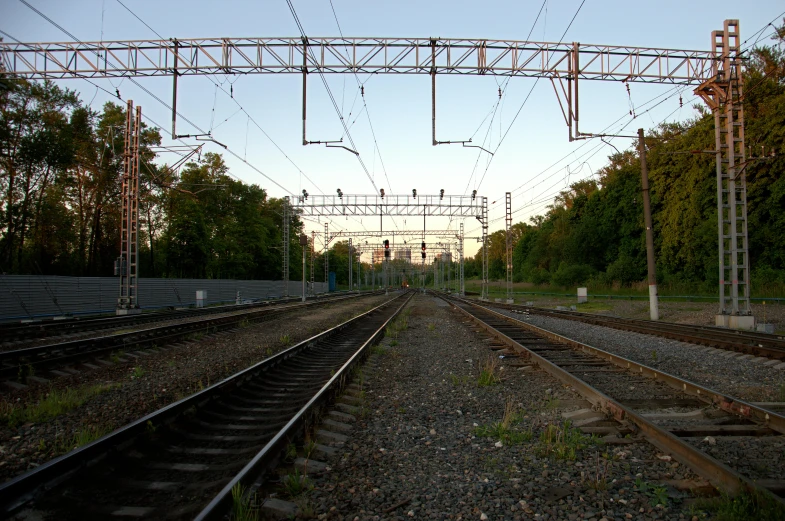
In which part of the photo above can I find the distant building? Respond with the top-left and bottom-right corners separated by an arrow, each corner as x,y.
394,248 -> 412,261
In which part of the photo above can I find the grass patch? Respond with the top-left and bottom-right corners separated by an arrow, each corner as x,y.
53,423 -> 113,454
279,334 -> 292,346
385,308 -> 412,339
477,356 -> 502,387
231,483 -> 259,521
281,470 -> 312,497
1,384 -> 118,428
474,397 -> 533,445
537,421 -> 601,460
131,366 -> 145,379
449,374 -> 471,386
691,490 -> 785,521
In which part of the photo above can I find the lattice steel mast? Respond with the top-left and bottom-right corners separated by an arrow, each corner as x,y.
694,20 -> 752,329
116,100 -> 141,315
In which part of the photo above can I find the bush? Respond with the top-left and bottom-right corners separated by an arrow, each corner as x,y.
528,267 -> 551,285
606,254 -> 644,286
551,263 -> 593,287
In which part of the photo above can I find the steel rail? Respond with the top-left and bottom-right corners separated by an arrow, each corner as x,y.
0,290 -> 372,344
441,293 -> 785,504
478,299 -> 785,359
0,291 -> 413,518
0,291 -> 382,380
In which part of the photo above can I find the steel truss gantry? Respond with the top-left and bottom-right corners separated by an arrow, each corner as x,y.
0,37 -> 714,83
297,194 -> 484,298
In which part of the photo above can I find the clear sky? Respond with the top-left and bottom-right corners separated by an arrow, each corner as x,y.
2,0 -> 783,260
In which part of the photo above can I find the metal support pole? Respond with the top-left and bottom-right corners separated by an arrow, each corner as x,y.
302,39 -> 308,145
459,222 -> 465,296
310,231 -> 315,294
324,223 -> 329,291
300,234 -> 307,302
431,40 -> 437,146
481,197 -> 489,300
171,39 -> 179,139
638,129 -> 659,321
282,196 -> 290,297
349,238 -> 353,291
505,192 -> 513,303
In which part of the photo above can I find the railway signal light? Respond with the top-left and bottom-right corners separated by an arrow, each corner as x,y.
421,251 -> 426,259
384,239 -> 390,258
421,241 -> 426,251
380,188 -> 385,198
440,189 -> 445,200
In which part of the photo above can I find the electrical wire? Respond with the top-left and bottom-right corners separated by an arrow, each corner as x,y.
475,0 -> 588,193
285,0 -> 380,195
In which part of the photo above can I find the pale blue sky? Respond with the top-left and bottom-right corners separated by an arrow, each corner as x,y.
2,0 -> 783,259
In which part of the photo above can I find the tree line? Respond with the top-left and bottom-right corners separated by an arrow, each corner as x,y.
464,26 -> 785,292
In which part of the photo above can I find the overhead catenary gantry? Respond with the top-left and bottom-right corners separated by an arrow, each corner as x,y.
0,20 -> 754,325
298,193 -> 482,297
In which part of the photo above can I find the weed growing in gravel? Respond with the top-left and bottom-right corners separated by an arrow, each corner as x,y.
167,360 -> 176,368
477,356 -> 502,387
544,396 -> 560,410
691,489 -> 785,521
651,350 -> 658,362
303,440 -> 316,459
634,478 -> 669,507
385,309 -> 412,339
280,334 -> 292,346
295,497 -> 316,519
474,397 -> 532,445
17,363 -> 35,382
778,383 -> 785,402
537,421 -> 601,460
54,423 -> 113,454
145,420 -> 158,434
585,451 -> 610,491
281,470 -> 312,497
427,322 -> 436,331
131,366 -> 145,379
449,374 -> 471,386
285,443 -> 298,461
1,384 -> 118,427
389,340 -> 398,347
231,483 -> 259,521
370,345 -> 386,356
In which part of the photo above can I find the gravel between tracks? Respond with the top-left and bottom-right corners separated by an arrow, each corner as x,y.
0,294 -> 391,483
303,295 -> 701,521
490,307 -> 785,404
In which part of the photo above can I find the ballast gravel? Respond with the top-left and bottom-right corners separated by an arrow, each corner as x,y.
302,296 -> 701,520
0,294 -> 390,483
491,307 -> 785,403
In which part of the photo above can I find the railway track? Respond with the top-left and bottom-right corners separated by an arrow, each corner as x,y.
476,298 -> 785,360
0,290 -> 413,520
0,291 -> 370,347
0,291 -> 381,384
445,295 -> 785,506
